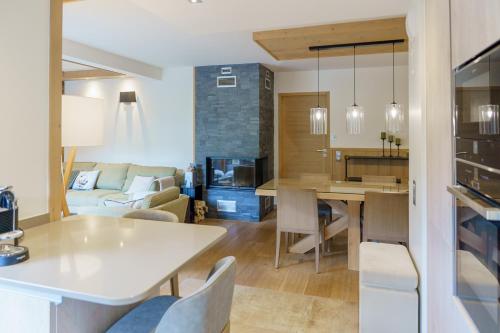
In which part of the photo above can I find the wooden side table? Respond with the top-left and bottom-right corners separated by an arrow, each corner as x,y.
181,184 -> 203,223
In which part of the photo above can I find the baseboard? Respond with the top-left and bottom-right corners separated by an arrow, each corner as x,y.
20,213 -> 50,229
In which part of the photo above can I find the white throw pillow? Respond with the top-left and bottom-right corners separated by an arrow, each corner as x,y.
126,176 -> 156,194
72,170 -> 100,191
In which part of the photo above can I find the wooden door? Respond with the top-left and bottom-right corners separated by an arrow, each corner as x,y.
279,92 -> 330,178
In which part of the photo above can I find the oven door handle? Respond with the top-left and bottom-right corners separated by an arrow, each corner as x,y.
447,185 -> 500,221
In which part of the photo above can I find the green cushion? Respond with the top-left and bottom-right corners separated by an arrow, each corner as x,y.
66,189 -> 121,207
94,163 -> 130,190
142,187 -> 180,209
64,162 -> 96,172
123,165 -> 177,192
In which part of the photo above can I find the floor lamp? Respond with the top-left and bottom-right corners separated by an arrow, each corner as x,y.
61,95 -> 104,217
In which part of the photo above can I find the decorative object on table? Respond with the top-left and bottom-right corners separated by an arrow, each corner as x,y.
62,95 -> 104,216
0,186 -> 29,266
385,42 -> 404,133
181,184 -> 203,223
395,137 -> 402,157
310,48 -> 328,135
194,200 -> 208,223
346,45 -> 364,135
119,91 -> 137,104
388,135 -> 394,157
380,131 -> 387,157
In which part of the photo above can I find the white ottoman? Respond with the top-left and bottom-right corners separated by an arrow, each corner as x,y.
359,242 -> 419,333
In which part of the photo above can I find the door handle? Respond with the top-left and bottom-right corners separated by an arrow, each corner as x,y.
316,149 -> 327,153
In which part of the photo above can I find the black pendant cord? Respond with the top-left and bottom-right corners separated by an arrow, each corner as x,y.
317,48 -> 320,107
353,45 -> 357,106
392,42 -> 395,104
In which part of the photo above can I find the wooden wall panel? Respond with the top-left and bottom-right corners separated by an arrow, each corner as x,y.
49,0 -> 63,221
329,148 -> 409,182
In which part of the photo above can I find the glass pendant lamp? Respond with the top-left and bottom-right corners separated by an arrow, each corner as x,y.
346,45 -> 364,135
310,49 -> 328,135
385,42 -> 404,133
478,56 -> 500,135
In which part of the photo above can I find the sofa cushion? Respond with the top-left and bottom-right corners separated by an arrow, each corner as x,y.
65,162 -> 97,172
94,163 -> 130,190
123,165 -> 177,192
66,189 -> 121,207
360,242 -> 418,291
142,187 -> 180,209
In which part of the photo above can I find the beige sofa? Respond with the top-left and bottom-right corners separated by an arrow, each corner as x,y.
66,162 -> 189,222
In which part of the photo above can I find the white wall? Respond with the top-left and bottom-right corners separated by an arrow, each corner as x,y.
0,1 -> 50,219
274,64 -> 408,176
64,67 -> 194,169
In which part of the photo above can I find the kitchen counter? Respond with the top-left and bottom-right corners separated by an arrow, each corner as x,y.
0,215 -> 226,332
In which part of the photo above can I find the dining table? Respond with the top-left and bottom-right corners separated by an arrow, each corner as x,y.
255,178 -> 408,271
0,215 -> 226,333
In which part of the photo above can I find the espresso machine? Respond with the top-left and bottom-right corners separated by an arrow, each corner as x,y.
0,186 -> 29,266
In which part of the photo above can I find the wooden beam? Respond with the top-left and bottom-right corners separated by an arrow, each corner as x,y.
253,17 -> 408,60
49,0 -> 63,221
62,69 -> 125,81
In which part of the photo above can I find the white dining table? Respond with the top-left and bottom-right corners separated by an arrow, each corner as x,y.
0,215 -> 226,333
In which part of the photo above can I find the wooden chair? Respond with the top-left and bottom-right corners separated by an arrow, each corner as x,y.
363,192 -> 409,245
361,175 -> 397,185
275,186 -> 326,273
107,256 -> 236,333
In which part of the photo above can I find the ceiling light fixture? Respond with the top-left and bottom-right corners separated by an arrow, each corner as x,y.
346,45 -> 364,135
310,48 -> 327,135
188,0 -> 203,3
385,42 -> 404,133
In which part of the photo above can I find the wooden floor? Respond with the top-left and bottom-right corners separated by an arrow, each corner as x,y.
179,211 -> 359,303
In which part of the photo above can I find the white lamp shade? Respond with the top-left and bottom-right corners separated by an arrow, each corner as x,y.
385,103 -> 404,133
310,107 -> 328,135
62,95 -> 104,147
346,105 -> 364,135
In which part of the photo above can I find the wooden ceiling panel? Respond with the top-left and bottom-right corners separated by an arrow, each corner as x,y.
253,17 -> 408,60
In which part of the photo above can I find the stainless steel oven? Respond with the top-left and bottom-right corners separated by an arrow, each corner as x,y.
451,40 -> 500,332
455,41 -> 500,205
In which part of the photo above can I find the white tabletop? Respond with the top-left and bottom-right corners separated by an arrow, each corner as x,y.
0,216 -> 226,305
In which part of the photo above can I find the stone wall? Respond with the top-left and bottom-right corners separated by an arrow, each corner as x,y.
195,63 -> 274,221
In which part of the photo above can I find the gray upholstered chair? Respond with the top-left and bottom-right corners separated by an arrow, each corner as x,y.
122,209 -> 179,223
106,256 -> 236,333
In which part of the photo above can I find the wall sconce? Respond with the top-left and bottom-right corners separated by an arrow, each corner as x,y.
119,91 -> 136,104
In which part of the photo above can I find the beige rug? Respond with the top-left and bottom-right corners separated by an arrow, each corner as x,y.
176,279 -> 358,333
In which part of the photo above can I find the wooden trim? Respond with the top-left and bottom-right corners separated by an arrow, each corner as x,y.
62,69 -> 125,81
49,0 -> 63,222
20,213 -> 50,230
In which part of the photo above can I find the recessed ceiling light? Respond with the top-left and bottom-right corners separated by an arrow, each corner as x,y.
188,0 -> 203,3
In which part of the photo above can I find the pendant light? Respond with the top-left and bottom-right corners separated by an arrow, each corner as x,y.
385,42 -> 404,133
310,48 -> 328,135
346,45 -> 364,135
479,55 -> 499,135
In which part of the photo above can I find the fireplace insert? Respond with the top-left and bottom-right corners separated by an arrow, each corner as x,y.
206,157 -> 268,189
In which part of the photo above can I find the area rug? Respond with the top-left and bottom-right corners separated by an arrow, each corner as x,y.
175,279 -> 358,333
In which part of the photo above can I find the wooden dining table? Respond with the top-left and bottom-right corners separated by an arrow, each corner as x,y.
255,178 -> 408,271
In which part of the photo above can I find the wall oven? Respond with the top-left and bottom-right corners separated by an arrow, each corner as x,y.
451,40 -> 500,332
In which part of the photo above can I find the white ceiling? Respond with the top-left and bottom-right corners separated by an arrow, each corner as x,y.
63,0 -> 409,72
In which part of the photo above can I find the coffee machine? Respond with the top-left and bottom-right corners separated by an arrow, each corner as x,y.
0,186 -> 29,266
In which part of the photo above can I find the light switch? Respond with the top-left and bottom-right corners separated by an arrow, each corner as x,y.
335,151 -> 342,161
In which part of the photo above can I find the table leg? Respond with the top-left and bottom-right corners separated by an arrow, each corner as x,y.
347,201 -> 361,271
170,274 -> 180,297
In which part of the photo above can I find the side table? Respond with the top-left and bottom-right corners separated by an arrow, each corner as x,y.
180,184 -> 203,223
